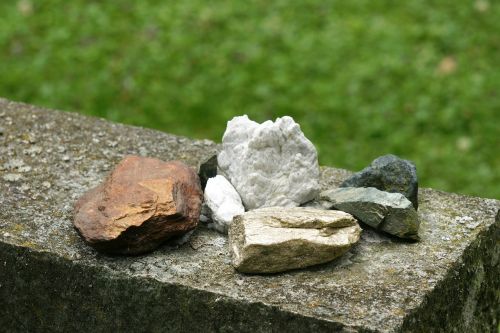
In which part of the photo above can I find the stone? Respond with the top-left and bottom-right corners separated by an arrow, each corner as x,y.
341,154 -> 419,209
199,202 -> 212,223
229,207 -> 361,273
204,175 -> 245,234
2,173 -> 22,182
73,155 -> 203,254
1,99 -> 499,332
300,199 -> 331,210
320,187 -> 420,240
171,230 -> 195,246
198,154 -> 217,190
218,115 -> 320,210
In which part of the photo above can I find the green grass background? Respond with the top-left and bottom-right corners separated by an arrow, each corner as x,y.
0,0 -> 498,198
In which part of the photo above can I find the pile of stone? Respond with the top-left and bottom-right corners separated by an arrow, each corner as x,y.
74,115 -> 420,273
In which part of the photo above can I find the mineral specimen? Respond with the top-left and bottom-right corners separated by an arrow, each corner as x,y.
229,207 -> 361,273
218,115 -> 320,209
74,156 -> 202,254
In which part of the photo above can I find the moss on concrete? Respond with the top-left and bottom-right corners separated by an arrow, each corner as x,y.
0,99 -> 498,332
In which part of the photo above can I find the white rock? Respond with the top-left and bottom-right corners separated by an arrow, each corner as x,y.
228,207 -> 362,273
204,175 -> 245,234
218,115 -> 320,209
3,173 -> 22,182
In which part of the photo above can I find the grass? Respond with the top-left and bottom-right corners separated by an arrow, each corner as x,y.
0,0 -> 498,199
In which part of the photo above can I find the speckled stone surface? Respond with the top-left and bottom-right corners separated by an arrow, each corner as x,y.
0,98 -> 499,333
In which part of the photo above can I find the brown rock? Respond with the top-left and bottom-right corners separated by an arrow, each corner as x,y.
74,156 -> 202,254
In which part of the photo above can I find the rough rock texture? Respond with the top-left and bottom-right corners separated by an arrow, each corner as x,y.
204,175 -> 245,234
229,207 -> 361,273
199,202 -> 212,223
0,99 -> 499,332
198,154 -> 217,190
218,115 -> 320,209
74,156 -> 202,254
341,154 -> 419,209
320,187 -> 420,240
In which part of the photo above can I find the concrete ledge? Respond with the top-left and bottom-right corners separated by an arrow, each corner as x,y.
0,98 -> 498,332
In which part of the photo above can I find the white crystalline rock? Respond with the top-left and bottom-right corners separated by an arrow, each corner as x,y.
218,115 -> 320,210
204,175 -> 245,234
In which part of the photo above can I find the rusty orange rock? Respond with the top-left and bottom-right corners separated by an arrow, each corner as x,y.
74,156 -> 202,254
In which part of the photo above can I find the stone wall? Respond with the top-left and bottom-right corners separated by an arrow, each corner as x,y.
0,98 -> 498,332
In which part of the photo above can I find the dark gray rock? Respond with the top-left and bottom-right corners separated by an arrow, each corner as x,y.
320,187 -> 420,240
198,154 -> 217,190
341,154 -> 419,209
0,99 -> 499,332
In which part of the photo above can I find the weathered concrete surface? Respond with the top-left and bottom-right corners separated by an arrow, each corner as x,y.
0,98 -> 499,332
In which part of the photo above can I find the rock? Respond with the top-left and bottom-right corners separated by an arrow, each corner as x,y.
229,207 -> 361,273
3,173 -> 22,182
73,156 -> 202,254
341,154 -> 419,209
320,187 -> 419,240
301,199 -> 331,210
198,154 -> 217,190
199,202 -> 212,223
218,115 -> 320,209
171,230 -> 195,246
204,175 -> 245,234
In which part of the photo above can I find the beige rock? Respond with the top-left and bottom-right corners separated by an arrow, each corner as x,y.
74,156 -> 202,254
229,207 -> 361,273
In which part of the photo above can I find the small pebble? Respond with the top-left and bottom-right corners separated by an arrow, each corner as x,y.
62,155 -> 71,162
3,174 -> 22,182
18,166 -> 32,173
5,159 -> 24,169
199,214 -> 210,223
435,253 -> 446,260
42,181 -> 51,189
454,216 -> 473,224
24,146 -> 42,156
466,221 -> 481,230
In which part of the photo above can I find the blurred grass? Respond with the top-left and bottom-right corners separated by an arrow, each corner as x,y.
0,0 -> 498,199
